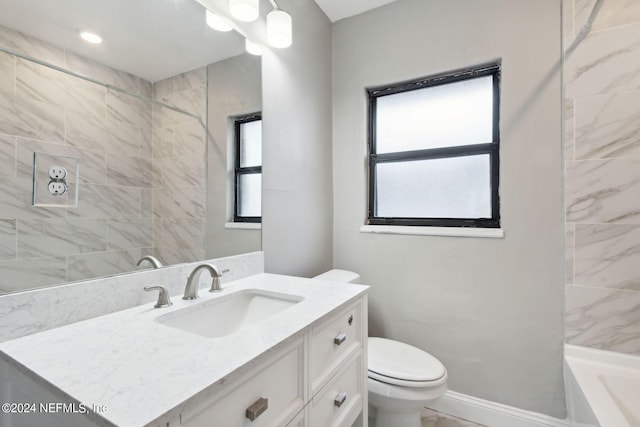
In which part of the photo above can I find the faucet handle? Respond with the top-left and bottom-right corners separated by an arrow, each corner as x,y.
208,265 -> 224,293
144,285 -> 173,308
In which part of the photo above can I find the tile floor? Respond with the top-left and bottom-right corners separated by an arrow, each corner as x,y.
421,409 -> 488,427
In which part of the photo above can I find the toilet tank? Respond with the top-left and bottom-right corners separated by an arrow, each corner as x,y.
313,269 -> 361,284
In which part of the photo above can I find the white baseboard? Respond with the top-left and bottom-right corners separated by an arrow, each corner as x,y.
424,390 -> 571,427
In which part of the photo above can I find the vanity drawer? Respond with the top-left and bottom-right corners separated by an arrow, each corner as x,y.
180,339 -> 304,427
285,407 -> 307,427
310,300 -> 362,394
309,351 -> 363,427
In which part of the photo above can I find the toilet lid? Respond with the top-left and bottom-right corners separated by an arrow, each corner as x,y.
368,337 -> 446,385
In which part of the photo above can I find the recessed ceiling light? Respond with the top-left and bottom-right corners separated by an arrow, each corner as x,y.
80,31 -> 103,44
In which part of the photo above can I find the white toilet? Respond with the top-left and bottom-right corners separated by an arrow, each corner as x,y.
313,270 -> 448,427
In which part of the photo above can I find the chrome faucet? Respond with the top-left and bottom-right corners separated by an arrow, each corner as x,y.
183,264 -> 223,300
136,255 -> 163,269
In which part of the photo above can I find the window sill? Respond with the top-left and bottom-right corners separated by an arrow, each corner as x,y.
359,225 -> 504,239
225,222 -> 262,230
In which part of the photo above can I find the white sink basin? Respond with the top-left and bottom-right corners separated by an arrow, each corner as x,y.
156,289 -> 303,338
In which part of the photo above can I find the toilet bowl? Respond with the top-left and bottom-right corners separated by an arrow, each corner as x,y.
313,270 -> 448,427
368,337 -> 447,427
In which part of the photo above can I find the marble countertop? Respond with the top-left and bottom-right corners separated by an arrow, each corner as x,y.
0,273 -> 369,427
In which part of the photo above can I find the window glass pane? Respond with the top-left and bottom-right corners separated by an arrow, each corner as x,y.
376,76 -> 493,153
238,173 -> 261,217
376,155 -> 491,218
240,120 -> 262,167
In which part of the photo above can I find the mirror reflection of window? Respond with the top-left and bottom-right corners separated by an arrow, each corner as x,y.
234,114 -> 262,222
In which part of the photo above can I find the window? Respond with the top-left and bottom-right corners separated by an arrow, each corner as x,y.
367,64 -> 500,228
234,113 -> 262,223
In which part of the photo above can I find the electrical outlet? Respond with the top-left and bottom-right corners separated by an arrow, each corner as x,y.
48,166 -> 67,179
32,152 -> 79,207
48,181 -> 68,195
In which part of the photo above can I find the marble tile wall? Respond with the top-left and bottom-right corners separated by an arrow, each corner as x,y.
0,24 -> 196,294
151,69 -> 207,265
564,0 -> 640,354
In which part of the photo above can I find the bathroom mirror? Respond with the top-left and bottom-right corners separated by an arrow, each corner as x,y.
0,0 -> 262,295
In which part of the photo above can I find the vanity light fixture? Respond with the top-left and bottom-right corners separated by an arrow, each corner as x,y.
79,31 -> 103,44
245,38 -> 263,56
266,7 -> 292,48
229,0 -> 259,22
206,10 -> 233,32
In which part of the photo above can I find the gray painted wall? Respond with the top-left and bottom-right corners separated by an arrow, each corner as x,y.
332,0 -> 565,417
206,53 -> 262,258
261,0 -> 334,277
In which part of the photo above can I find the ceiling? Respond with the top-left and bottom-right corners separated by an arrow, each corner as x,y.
313,0 -> 398,23
0,0 -> 245,82
0,0 -> 397,83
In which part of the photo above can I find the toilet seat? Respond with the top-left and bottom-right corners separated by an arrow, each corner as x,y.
368,337 -> 447,388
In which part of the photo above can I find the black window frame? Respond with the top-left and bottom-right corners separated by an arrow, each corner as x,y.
367,64 -> 501,228
234,113 -> 262,223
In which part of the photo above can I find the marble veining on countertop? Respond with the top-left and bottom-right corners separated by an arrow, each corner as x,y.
0,273 -> 369,427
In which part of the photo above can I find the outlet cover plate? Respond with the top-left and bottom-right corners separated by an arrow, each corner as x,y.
32,152 -> 80,208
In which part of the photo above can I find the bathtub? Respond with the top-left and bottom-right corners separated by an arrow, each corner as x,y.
565,345 -> 640,427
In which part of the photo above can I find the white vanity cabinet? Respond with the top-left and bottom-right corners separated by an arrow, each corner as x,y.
310,300 -> 363,396
179,297 -> 367,427
180,337 -> 305,427
308,300 -> 365,427
0,274 -> 369,427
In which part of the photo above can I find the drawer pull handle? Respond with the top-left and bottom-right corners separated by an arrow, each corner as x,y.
334,333 -> 347,345
334,392 -> 347,407
246,397 -> 268,421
